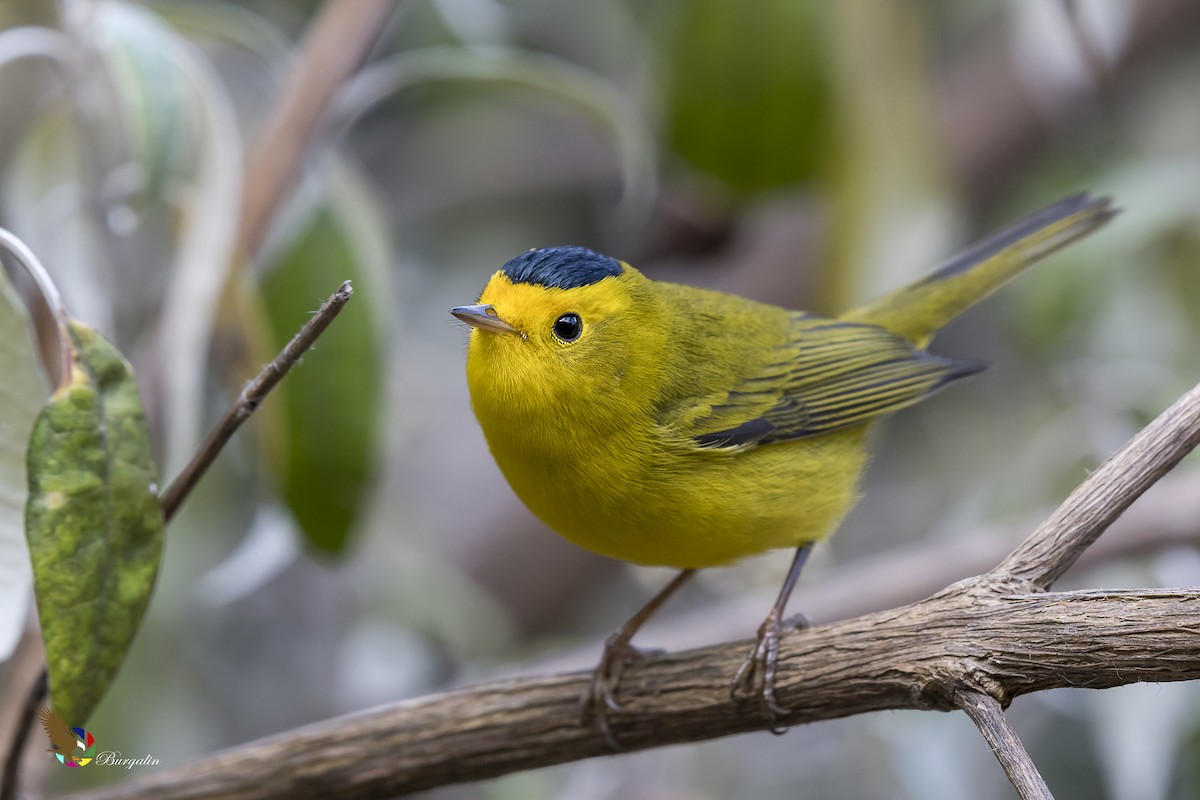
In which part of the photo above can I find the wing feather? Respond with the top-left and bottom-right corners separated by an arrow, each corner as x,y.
689,313 -> 985,449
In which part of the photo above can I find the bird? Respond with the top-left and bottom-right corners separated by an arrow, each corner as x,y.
38,706 -> 86,765
450,193 -> 1116,744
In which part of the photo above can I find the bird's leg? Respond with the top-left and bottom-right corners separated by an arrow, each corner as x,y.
731,544 -> 813,732
582,568 -> 696,748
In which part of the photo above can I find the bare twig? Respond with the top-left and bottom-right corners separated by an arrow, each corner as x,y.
237,0 -> 397,260
159,281 -> 353,521
1,281 -> 355,798
956,689 -> 1053,800
995,381 -> 1200,588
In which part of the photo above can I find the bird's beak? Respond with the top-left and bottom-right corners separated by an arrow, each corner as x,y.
450,304 -> 519,335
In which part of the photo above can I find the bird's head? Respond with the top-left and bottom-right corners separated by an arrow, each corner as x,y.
452,247 -> 665,425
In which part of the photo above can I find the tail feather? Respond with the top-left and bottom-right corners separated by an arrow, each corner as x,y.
840,194 -> 1118,346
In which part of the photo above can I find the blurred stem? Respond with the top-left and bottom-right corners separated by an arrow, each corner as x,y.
824,0 -> 950,313
236,0 -> 397,262
1060,0 -> 1113,90
0,671 -> 46,800
0,228 -> 69,387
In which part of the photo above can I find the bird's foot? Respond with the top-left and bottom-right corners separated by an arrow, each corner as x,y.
580,632 -> 660,750
730,610 -> 811,733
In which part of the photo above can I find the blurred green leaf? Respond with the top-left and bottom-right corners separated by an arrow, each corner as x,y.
0,262 -> 49,660
662,0 -> 831,193
25,320 -> 162,723
91,0 -> 195,200
259,164 -> 389,554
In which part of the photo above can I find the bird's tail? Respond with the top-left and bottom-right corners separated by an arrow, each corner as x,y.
840,193 -> 1118,347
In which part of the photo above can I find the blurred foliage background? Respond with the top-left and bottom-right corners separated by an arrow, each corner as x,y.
1,0 -> 1199,798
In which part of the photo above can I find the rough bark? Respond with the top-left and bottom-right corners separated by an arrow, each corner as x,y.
65,381 -> 1200,800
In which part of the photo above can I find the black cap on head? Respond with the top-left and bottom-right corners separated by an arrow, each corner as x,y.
501,247 -> 623,290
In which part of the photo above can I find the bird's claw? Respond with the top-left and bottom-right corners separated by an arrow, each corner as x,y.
581,633 -> 655,750
730,609 -> 810,732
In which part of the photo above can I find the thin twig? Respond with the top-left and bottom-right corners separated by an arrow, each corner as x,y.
237,0 -> 397,260
1,281 -> 355,797
159,281 -> 353,522
0,670 -> 46,800
956,689 -> 1053,800
994,381 -> 1200,589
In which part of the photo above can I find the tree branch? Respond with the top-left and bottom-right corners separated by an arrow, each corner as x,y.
996,380 -> 1200,588
65,373 -> 1200,800
955,689 -> 1052,800
531,470 -> 1200,676
66,588 -> 1200,800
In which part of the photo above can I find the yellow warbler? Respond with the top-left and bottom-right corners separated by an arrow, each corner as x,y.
451,193 -> 1116,741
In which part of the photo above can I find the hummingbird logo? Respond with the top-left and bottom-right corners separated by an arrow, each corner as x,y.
37,707 -> 96,767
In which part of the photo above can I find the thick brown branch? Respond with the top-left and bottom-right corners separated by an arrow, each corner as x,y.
995,380 -> 1200,589
65,370 -> 1200,800
532,471 -> 1200,675
66,588 -> 1200,800
956,689 -> 1052,800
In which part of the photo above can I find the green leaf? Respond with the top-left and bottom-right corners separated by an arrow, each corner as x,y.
0,265 -> 49,661
662,0 -> 831,193
25,320 -> 162,724
259,164 -> 388,554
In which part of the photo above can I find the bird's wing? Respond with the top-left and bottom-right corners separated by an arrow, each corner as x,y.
684,314 -> 985,449
38,706 -> 77,752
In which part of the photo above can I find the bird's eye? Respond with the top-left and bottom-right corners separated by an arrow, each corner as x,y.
553,313 -> 583,342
